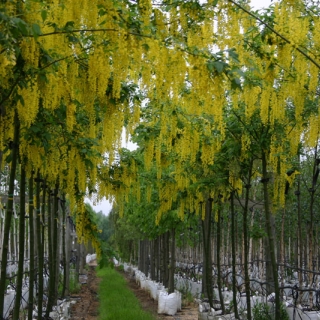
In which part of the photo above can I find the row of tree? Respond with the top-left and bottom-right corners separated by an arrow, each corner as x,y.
1,0 -> 320,318
0,164 -> 108,319
107,2 -> 320,318
111,141 -> 320,318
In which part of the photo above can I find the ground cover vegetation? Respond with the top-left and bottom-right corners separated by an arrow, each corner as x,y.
1,0 -> 320,318
96,267 -> 156,320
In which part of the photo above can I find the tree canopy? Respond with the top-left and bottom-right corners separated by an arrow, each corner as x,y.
0,0 -> 319,251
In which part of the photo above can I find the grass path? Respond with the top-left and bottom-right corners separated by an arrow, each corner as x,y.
97,267 -> 156,320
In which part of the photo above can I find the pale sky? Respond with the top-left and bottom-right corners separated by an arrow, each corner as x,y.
250,0 -> 274,9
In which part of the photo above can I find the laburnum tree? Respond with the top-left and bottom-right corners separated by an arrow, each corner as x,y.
1,0 -> 320,318
110,1 -> 320,318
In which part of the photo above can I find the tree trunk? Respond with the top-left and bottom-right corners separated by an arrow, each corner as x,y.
36,172 -> 44,320
280,206 -> 286,298
155,237 -> 160,282
61,196 -> 67,298
307,149 -> 319,308
46,185 -> 58,317
138,240 -> 143,272
65,209 -> 71,297
150,239 -> 155,281
296,176 -> 303,286
230,192 -> 240,319
201,199 -> 214,307
261,151 -> 280,318
168,228 -> 175,294
27,174 -> 35,320
53,184 -> 59,302
242,159 -> 253,320
216,198 -> 225,314
161,232 -> 169,288
12,165 -> 26,319
45,188 -> 53,317
0,111 -> 19,318
144,239 -> 149,276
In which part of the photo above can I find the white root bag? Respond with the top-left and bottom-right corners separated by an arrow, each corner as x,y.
145,279 -> 153,293
156,285 -> 165,300
3,291 -> 15,319
175,290 -> 182,311
149,282 -> 158,300
158,291 -> 178,316
140,279 -> 147,290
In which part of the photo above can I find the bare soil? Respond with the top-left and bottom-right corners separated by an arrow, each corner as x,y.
70,263 -> 198,320
69,265 -> 101,320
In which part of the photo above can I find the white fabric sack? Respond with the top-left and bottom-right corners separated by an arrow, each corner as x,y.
150,282 -> 158,300
175,290 -> 182,311
158,291 -> 178,315
3,290 -> 15,319
86,254 -> 91,264
145,279 -> 152,294
21,288 -> 29,309
140,279 -> 147,289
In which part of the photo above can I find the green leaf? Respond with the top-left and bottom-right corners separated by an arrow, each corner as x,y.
231,78 -> 241,90
5,152 -> 12,163
212,61 -> 224,73
41,10 -> 47,22
142,43 -> 149,51
64,21 -> 75,31
32,23 -> 42,38
15,19 -> 29,36
17,94 -> 25,106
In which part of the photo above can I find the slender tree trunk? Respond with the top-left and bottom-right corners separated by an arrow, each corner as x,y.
12,164 -> 26,319
54,192 -> 61,300
168,228 -> 175,294
259,237 -> 264,280
261,151 -> 280,318
307,149 -> 319,308
27,174 -> 35,320
36,172 -> 44,320
140,240 -> 145,274
138,240 -> 143,271
242,159 -> 253,320
45,188 -> 53,316
61,196 -> 67,298
216,198 -> 225,314
201,199 -> 214,307
294,155 -> 306,303
160,233 -> 169,288
53,184 -> 59,302
45,187 -> 56,317
280,206 -> 286,297
0,111 -> 19,318
150,239 -> 155,281
75,240 -> 80,287
230,192 -> 240,319
65,209 -> 71,297
155,237 -> 160,282
144,239 -> 149,276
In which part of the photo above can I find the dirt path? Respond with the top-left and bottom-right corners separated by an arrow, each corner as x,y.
70,264 -> 198,320
69,265 -> 101,320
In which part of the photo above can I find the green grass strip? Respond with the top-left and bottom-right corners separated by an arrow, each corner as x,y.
97,267 -> 156,320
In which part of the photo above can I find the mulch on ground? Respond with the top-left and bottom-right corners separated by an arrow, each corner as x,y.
69,265 -> 101,320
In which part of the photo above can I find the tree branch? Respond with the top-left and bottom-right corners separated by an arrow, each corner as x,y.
31,28 -> 153,39
228,0 -> 320,70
